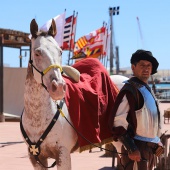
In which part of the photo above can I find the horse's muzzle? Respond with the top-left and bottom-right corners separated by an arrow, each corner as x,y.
48,79 -> 66,100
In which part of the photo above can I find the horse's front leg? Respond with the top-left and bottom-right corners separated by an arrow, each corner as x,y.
56,146 -> 71,170
29,154 -> 48,170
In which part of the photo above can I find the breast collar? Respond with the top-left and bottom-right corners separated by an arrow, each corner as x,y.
20,100 -> 64,168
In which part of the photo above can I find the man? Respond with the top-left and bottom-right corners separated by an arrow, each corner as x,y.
110,50 -> 163,170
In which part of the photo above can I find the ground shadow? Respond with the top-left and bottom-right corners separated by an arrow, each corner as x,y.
0,141 -> 24,148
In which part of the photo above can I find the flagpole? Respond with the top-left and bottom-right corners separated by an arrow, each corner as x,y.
104,27 -> 108,68
101,21 -> 105,67
71,12 -> 78,65
105,26 -> 109,71
67,11 -> 75,65
103,22 -> 107,68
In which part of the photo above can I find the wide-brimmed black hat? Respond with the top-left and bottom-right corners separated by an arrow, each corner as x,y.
130,49 -> 159,75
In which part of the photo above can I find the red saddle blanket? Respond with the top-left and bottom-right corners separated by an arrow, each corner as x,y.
63,58 -> 118,152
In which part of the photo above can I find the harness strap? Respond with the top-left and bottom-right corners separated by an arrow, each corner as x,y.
29,59 -> 47,90
29,59 -> 63,91
29,60 -> 44,76
20,100 -> 64,168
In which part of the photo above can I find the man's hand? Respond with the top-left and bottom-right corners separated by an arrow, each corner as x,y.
128,150 -> 141,161
158,142 -> 163,147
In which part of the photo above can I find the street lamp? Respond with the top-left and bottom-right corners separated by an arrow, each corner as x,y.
109,6 -> 119,75
19,48 -> 30,67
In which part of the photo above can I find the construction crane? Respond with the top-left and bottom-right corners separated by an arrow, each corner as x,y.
136,16 -> 145,48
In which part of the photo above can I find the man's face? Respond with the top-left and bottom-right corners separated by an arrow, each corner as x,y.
131,60 -> 152,83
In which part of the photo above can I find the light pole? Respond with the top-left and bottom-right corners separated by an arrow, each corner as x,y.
115,46 -> 120,74
109,6 -> 119,75
19,48 -> 30,67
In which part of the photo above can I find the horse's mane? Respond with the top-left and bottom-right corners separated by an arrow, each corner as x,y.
36,31 -> 49,37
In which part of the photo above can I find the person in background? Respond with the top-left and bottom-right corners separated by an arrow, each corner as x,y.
109,49 -> 164,170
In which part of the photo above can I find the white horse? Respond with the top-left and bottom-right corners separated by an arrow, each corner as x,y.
21,18 -> 128,170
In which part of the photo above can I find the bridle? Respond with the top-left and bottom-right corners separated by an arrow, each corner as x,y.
29,58 -> 63,91
29,18 -> 64,91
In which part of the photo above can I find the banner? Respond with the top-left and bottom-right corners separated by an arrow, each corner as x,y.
62,15 -> 77,51
103,28 -> 111,57
73,27 -> 106,59
40,12 -> 66,47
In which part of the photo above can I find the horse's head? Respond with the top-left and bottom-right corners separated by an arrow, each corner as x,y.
30,19 -> 66,101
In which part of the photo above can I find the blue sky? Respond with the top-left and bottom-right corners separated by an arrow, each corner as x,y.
1,0 -> 170,69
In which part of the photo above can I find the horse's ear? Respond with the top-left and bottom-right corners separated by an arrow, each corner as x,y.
30,19 -> 38,39
48,19 -> 57,37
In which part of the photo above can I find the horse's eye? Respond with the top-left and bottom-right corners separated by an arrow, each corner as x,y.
35,50 -> 41,57
60,50 -> 62,55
